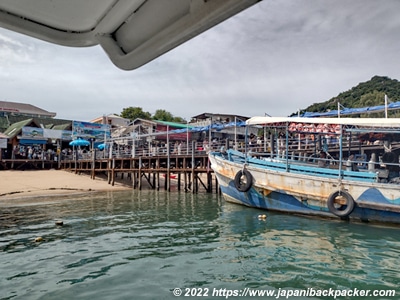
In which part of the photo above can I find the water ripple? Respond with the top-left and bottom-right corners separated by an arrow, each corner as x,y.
1,191 -> 399,299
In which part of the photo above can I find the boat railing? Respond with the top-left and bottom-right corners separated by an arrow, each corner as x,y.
221,146 -> 400,184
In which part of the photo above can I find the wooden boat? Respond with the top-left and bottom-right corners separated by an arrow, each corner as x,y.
209,117 -> 400,224
163,173 -> 177,179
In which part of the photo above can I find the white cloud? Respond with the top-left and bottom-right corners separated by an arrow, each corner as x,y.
1,0 -> 400,121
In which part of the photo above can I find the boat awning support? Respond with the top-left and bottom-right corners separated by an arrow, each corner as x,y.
338,124 -> 344,184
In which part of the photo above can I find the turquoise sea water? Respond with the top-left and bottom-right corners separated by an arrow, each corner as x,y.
0,190 -> 399,300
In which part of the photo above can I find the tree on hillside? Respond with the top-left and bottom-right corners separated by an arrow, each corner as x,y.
120,106 -> 151,121
172,116 -> 185,123
300,76 -> 400,115
153,109 -> 174,121
152,109 -> 186,123
358,91 -> 386,118
359,91 -> 386,107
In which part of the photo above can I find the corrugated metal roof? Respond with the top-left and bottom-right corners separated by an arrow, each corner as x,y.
191,112 -> 249,121
156,120 -> 193,129
0,100 -> 56,117
0,116 -> 72,133
52,123 -> 72,130
3,118 -> 37,138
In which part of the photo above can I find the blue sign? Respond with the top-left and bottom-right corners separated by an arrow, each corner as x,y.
72,121 -> 110,139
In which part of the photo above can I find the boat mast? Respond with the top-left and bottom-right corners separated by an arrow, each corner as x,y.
338,124 -> 343,181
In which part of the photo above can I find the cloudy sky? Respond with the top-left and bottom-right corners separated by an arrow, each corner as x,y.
1,0 -> 400,122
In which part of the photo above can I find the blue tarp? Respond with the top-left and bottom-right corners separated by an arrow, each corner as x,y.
19,139 -> 47,145
168,121 -> 247,134
301,101 -> 400,118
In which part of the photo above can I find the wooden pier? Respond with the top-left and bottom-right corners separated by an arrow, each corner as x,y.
0,154 -> 217,193
0,158 -> 59,170
60,154 -> 218,193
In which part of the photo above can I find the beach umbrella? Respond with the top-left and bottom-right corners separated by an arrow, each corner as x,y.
69,138 -> 90,147
96,143 -> 108,150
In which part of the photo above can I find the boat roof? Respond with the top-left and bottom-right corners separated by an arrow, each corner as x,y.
246,116 -> 400,127
0,0 -> 258,70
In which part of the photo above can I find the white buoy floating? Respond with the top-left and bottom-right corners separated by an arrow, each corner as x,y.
258,214 -> 267,220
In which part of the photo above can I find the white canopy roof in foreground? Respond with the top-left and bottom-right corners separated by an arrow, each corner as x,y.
246,117 -> 400,128
0,0 -> 259,70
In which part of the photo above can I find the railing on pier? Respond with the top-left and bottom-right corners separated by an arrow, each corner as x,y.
59,140 -> 225,193
3,135 -> 395,191
0,158 -> 59,170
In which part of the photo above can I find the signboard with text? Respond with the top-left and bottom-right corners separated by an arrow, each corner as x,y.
72,121 -> 111,140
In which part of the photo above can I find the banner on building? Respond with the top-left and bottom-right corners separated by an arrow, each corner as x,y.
22,126 -> 72,141
22,127 -> 44,138
0,138 -> 6,148
72,121 -> 111,139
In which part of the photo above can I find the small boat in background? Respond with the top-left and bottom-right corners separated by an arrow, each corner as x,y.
163,173 -> 177,179
209,116 -> 400,224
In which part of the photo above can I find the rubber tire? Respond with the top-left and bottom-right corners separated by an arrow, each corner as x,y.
327,190 -> 355,217
382,152 -> 396,164
234,169 -> 252,192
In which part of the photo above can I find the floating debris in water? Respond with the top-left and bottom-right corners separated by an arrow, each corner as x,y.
55,220 -> 64,226
34,237 -> 43,242
258,214 -> 267,220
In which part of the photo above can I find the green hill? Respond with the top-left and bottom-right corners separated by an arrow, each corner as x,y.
299,76 -> 400,117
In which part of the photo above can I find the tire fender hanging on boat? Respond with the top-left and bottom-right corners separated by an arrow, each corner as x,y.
327,190 -> 355,217
234,169 -> 253,192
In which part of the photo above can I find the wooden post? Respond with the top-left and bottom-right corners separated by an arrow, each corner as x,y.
183,171 -> 188,192
111,158 -> 115,186
108,158 -> 111,184
194,173 -> 198,193
166,145 -> 171,192
156,157 -> 160,190
207,173 -> 212,193
192,141 -> 195,194
183,157 -> 188,192
91,148 -> 96,179
133,170 -> 137,189
131,158 -> 134,189
166,126 -> 170,191
74,146 -> 78,174
138,157 -> 142,190
207,156 -> 212,193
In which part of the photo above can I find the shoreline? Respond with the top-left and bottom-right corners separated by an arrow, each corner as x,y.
0,170 -> 132,201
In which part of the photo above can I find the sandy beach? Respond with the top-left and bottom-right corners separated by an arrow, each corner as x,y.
0,170 -> 132,200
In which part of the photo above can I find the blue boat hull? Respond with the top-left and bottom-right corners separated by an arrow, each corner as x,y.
216,170 -> 400,225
